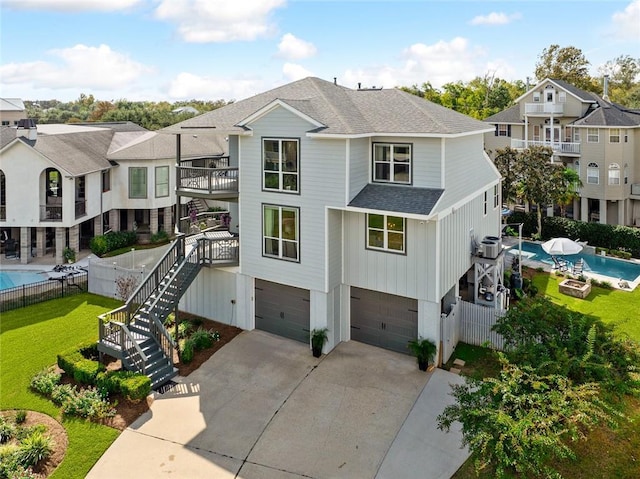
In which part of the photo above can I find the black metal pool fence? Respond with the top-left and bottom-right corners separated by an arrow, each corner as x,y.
0,271 -> 88,313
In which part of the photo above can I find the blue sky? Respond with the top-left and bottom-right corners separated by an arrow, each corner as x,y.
1,0 -> 639,103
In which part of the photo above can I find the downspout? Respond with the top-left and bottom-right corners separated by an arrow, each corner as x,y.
174,134 -> 181,236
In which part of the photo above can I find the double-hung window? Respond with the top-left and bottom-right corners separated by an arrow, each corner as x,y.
587,163 -> 599,185
263,205 -> 299,261
373,143 -> 411,184
493,185 -> 499,208
608,163 -> 620,185
367,214 -> 405,253
263,138 -> 299,193
155,166 -> 169,197
609,129 -> 620,143
587,128 -> 599,143
129,167 -> 147,198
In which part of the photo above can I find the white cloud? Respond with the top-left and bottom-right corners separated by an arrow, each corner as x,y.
1,0 -> 142,12
611,0 -> 640,40
154,0 -> 286,43
0,44 -> 153,91
469,12 -> 522,26
276,34 -> 317,60
166,72 -> 263,101
282,62 -> 314,82
341,37 -> 518,91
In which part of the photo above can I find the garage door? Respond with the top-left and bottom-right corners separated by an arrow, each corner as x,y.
255,279 -> 310,343
350,287 -> 418,354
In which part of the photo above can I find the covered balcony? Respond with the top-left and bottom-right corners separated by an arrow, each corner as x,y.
176,156 -> 238,200
511,139 -> 580,156
524,103 -> 564,115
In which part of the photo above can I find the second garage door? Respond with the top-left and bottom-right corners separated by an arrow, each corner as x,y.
350,287 -> 418,354
255,279 -> 310,343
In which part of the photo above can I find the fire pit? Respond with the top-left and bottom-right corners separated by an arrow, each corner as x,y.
559,279 -> 591,299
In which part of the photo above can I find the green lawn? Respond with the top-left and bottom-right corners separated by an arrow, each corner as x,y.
531,272 -> 640,341
0,293 -> 123,479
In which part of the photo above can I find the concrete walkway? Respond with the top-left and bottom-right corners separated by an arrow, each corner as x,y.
87,331 -> 469,478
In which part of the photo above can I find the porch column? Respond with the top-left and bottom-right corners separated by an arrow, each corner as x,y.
581,197 -> 589,222
94,215 -> 103,237
55,227 -> 65,264
69,224 -> 80,255
163,207 -> 173,234
20,227 -> 30,264
618,200 -> 625,226
109,209 -> 120,232
36,227 -> 45,258
150,208 -> 159,235
599,199 -> 607,224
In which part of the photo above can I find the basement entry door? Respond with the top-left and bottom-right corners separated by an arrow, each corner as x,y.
350,287 -> 418,354
255,279 -> 310,343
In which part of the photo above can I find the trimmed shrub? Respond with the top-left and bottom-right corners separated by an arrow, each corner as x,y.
150,229 -> 169,243
89,235 -> 108,256
96,370 -> 151,401
90,230 -> 137,256
191,328 -> 213,350
72,359 -> 105,385
180,338 -> 195,364
57,342 -> 104,385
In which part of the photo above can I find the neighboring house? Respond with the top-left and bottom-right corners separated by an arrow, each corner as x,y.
484,78 -> 640,227
0,120 -> 224,264
0,98 -> 26,126
165,76 -> 502,360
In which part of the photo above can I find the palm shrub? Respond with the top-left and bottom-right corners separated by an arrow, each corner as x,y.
0,417 -> 15,444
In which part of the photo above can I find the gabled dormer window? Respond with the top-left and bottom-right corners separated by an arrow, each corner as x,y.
373,143 -> 411,184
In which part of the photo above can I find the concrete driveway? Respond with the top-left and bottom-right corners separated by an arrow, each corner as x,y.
87,330 -> 468,478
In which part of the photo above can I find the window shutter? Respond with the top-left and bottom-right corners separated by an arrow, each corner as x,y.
507,125 -> 511,137
495,125 -> 499,136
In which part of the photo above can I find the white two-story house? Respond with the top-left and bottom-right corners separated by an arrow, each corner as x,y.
169,77 -> 502,359
484,78 -> 640,226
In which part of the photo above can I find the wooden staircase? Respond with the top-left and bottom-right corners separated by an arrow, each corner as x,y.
98,235 -> 229,389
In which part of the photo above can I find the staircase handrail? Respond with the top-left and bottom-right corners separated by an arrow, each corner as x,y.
98,318 -> 148,373
144,242 -> 201,362
124,235 -> 186,324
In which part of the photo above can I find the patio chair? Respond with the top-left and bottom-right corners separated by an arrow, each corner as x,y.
551,255 -> 568,272
572,259 -> 584,275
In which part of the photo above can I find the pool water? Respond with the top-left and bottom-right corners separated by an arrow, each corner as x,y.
0,270 -> 47,290
509,242 -> 640,282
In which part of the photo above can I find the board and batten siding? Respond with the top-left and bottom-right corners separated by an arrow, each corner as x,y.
179,267 -> 238,326
238,105 -> 347,293
438,192 -> 501,294
343,211 -> 438,302
327,208 -> 343,290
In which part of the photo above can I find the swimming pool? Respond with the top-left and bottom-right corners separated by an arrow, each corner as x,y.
0,270 -> 47,291
508,241 -> 640,282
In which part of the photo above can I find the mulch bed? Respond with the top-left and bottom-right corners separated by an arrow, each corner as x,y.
18,315 -> 243,477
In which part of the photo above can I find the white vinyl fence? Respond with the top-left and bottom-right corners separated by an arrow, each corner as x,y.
88,244 -> 171,299
440,298 -> 507,363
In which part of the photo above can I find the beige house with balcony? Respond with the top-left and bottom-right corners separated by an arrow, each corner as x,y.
484,78 -> 640,227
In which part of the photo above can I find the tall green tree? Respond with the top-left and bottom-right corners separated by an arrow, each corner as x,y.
493,147 -> 520,205
535,44 -> 593,90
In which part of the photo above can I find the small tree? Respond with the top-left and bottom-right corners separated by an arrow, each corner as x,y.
438,357 -> 621,479
115,275 -> 139,302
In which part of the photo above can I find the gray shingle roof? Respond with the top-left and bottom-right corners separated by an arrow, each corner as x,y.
548,79 -> 597,102
484,104 -> 522,124
0,126 -> 17,149
164,77 -> 491,136
108,131 -> 227,160
348,183 -> 444,215
572,98 -> 640,127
